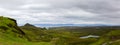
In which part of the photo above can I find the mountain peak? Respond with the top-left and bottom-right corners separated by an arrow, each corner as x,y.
24,23 -> 35,27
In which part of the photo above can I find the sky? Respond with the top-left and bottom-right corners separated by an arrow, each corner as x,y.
0,0 -> 120,25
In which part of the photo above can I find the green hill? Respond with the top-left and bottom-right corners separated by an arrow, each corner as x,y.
1,16 -> 120,45
0,16 -> 26,44
0,16 -> 51,45
0,16 -> 26,40
91,30 -> 120,45
20,23 -> 48,42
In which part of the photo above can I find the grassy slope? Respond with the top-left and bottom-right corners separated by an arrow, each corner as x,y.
20,24 -> 99,45
91,30 -> 120,45
1,16 -> 120,45
49,26 -> 120,36
0,16 -> 52,45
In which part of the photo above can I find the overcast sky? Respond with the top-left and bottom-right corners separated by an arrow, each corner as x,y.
0,0 -> 120,25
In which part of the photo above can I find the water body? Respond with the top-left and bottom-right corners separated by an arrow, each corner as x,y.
80,35 -> 100,39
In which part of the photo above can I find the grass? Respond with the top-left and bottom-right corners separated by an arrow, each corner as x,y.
0,16 -> 52,45
1,16 -> 120,45
0,39 -> 51,45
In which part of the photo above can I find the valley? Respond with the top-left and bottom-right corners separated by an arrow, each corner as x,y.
0,16 -> 120,45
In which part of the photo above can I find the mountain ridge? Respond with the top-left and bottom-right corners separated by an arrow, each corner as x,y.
34,24 -> 112,27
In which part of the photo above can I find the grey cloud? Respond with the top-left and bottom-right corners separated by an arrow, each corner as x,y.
0,0 -> 120,25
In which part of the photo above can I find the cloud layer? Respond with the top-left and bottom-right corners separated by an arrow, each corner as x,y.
0,0 -> 120,25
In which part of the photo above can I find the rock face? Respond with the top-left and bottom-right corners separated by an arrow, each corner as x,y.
0,16 -> 25,38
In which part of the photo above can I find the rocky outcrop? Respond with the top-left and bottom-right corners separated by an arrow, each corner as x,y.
0,16 -> 25,38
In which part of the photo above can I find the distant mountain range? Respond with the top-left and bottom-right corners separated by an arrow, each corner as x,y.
34,24 -> 114,27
